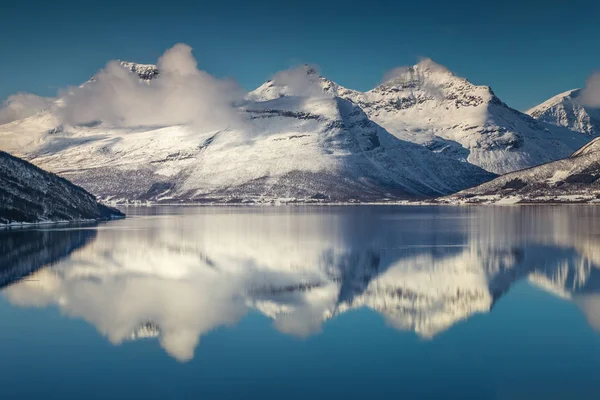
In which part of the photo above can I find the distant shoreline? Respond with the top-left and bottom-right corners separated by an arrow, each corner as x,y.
0,215 -> 125,230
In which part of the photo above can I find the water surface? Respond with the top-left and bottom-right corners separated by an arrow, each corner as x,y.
2,206 -> 600,399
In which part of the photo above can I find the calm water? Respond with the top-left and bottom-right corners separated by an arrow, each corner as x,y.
2,206 -> 600,399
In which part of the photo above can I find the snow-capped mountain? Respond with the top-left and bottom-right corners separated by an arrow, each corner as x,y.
527,89 -> 600,137
47,96 -> 494,202
0,51 -> 591,202
0,62 -> 494,203
0,150 -> 123,225
440,136 -> 600,204
251,60 -> 591,174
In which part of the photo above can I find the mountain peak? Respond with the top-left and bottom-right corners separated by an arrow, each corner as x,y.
527,88 -> 600,136
301,63 -> 319,76
379,58 -> 456,87
118,61 -> 159,81
527,88 -> 581,114
413,58 -> 454,75
246,64 -> 350,102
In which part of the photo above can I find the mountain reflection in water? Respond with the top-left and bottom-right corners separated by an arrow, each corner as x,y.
0,227 -> 97,289
2,206 -> 600,362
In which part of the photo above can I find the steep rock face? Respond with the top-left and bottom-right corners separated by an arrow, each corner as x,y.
527,89 -> 600,137
118,61 -> 160,82
0,151 -> 123,225
440,137 -> 600,204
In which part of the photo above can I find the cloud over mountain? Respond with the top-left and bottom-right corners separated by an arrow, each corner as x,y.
580,71 -> 600,107
58,43 -> 246,131
0,93 -> 54,124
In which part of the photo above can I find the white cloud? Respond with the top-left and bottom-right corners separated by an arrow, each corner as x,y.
382,58 -> 450,83
58,43 -> 246,131
270,64 -> 328,98
381,66 -> 412,83
579,71 -> 600,107
0,93 -> 54,125
380,58 -> 447,99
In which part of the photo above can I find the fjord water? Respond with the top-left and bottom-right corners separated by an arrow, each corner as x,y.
2,206 -> 600,399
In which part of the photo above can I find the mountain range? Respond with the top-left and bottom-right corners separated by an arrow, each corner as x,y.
253,60 -> 590,175
0,51 -> 595,204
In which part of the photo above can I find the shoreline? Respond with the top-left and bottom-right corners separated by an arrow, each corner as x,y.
0,215 -> 125,230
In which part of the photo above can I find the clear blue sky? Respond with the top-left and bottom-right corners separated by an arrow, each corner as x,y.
1,0 -> 599,110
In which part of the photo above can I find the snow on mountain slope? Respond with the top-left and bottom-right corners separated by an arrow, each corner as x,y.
571,136 -> 600,157
0,61 -> 493,203
0,150 -> 123,225
174,96 -> 493,202
527,89 -> 600,137
440,137 -> 600,204
250,60 -> 590,175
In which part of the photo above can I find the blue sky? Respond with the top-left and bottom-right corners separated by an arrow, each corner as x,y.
1,0 -> 599,110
